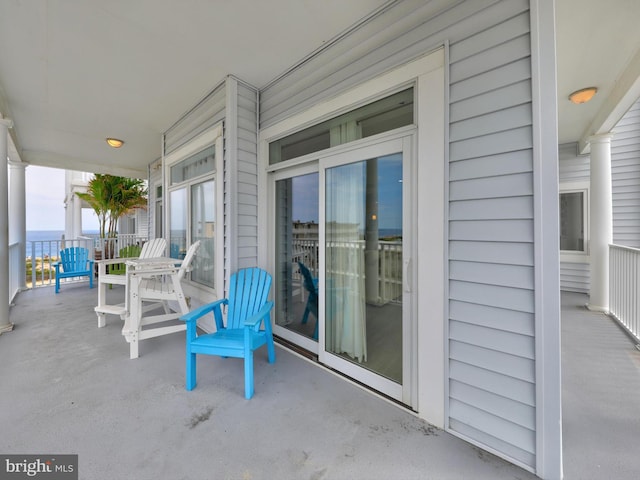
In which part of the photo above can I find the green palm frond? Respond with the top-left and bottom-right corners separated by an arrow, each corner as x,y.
75,174 -> 148,238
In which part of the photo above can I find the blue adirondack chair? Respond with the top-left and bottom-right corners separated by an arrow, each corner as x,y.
53,247 -> 94,294
180,267 -> 275,399
298,261 -> 319,340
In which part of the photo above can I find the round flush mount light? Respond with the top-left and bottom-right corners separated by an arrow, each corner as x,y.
106,137 -> 124,148
569,87 -> 598,104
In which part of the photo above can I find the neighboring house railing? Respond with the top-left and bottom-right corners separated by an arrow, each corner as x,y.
26,234 -> 149,289
292,238 -> 403,305
27,237 -> 94,288
609,244 -> 640,343
93,234 -> 148,261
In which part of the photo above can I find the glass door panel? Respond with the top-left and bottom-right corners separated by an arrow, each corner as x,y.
274,172 -> 320,345
190,180 -> 215,288
169,188 -> 187,259
270,135 -> 414,404
325,153 -> 403,383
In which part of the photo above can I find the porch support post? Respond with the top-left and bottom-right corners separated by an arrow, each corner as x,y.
73,191 -> 82,239
0,117 -> 14,334
9,161 -> 27,290
365,158 -> 380,305
588,133 -> 613,312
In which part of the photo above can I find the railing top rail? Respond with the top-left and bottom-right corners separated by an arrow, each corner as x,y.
610,243 -> 640,254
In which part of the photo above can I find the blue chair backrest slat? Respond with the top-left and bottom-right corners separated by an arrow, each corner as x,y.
227,268 -> 272,330
60,247 -> 90,272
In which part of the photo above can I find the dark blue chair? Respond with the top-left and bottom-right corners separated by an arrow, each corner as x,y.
298,261 -> 319,340
180,267 -> 275,399
53,247 -> 94,294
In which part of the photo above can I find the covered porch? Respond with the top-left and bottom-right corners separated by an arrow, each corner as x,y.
2,1 -> 640,477
1,285 -> 638,479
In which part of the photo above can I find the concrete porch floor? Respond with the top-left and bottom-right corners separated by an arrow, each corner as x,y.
1,284 -> 638,479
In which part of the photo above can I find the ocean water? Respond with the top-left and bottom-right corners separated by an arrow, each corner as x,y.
26,230 -> 99,258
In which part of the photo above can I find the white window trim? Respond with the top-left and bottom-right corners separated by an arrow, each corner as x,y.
163,123 -> 224,298
559,180 -> 590,263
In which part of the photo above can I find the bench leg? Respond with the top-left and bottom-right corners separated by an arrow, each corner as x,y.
129,331 -> 139,359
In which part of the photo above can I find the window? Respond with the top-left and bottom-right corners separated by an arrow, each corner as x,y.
559,183 -> 589,256
165,126 -> 222,290
170,146 -> 215,184
155,184 -> 163,238
269,88 -> 414,164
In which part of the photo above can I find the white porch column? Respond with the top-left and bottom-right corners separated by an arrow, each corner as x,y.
365,158 -> 380,305
9,161 -> 27,289
73,192 -> 82,238
588,133 -> 613,312
0,118 -> 14,334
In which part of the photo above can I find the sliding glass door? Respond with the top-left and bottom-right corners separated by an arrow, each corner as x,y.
273,164 -> 320,353
320,136 -> 413,403
270,135 -> 415,404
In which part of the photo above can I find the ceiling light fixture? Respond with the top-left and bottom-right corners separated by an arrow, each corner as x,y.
568,87 -> 598,104
106,137 -> 124,148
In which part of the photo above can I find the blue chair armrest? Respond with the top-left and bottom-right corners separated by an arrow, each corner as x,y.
180,298 -> 228,325
243,301 -> 274,329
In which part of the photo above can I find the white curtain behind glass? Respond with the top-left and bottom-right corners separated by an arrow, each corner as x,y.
326,161 -> 367,362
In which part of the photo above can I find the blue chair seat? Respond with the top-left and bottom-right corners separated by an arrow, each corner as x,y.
190,329 -> 269,356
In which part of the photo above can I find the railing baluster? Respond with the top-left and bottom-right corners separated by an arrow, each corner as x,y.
609,244 -> 640,343
24,234 -> 149,290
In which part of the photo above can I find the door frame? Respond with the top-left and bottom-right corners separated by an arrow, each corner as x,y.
269,161 -> 320,355
318,134 -> 416,404
258,47 -> 446,424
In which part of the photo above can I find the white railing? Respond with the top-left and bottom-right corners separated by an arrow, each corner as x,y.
27,237 -> 94,288
609,244 -> 640,343
379,241 -> 403,302
26,234 -> 148,289
294,238 -> 403,304
9,241 -> 21,303
92,234 -> 148,261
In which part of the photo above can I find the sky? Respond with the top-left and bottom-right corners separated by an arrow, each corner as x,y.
294,154 -> 403,231
24,165 -> 99,232
23,156 -> 401,233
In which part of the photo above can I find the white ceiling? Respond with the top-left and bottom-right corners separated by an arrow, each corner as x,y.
556,0 -> 640,149
1,0 -> 640,177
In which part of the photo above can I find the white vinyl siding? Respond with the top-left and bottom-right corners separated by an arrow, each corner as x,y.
557,98 -> 640,295
559,144 -> 590,293
260,0 -> 539,472
161,77 -> 260,302
225,78 -> 259,274
164,82 -> 226,156
612,100 -> 640,249
558,143 -> 589,183
148,159 -> 162,241
448,2 -> 535,468
560,262 -> 590,293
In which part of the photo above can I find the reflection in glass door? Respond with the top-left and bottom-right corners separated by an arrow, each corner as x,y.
324,150 -> 405,386
274,172 -> 320,344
